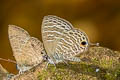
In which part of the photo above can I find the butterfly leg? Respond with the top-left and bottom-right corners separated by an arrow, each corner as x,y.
19,70 -> 23,74
48,58 -> 56,67
16,65 -> 24,74
43,54 -> 56,68
17,64 -> 32,74
66,57 -> 81,62
45,58 -> 56,69
63,60 -> 69,66
6,73 -> 14,80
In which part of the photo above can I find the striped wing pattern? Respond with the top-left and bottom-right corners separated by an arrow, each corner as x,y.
42,15 -> 89,63
56,29 -> 89,59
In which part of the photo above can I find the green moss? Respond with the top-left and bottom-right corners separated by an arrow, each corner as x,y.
104,73 -> 116,80
37,47 -> 120,80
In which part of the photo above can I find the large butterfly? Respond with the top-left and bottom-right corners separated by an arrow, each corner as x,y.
41,15 -> 95,65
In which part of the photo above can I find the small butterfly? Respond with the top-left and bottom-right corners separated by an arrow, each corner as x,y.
41,15 -> 99,65
8,25 -> 45,73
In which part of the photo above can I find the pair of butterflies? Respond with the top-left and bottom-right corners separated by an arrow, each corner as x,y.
8,15 -> 98,74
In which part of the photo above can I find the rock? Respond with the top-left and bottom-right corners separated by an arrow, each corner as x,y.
8,47 -> 120,80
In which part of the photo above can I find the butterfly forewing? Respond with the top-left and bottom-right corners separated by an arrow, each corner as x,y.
8,25 -> 44,72
41,15 -> 74,61
9,25 -> 30,57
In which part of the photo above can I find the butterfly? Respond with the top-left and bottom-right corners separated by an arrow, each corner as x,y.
41,15 -> 99,65
8,25 -> 45,73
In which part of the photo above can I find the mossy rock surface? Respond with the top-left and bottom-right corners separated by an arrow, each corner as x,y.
10,47 -> 120,80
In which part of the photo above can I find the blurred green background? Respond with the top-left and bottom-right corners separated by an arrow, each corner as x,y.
0,0 -> 120,74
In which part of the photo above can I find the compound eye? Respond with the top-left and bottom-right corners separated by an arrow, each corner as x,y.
81,41 -> 87,45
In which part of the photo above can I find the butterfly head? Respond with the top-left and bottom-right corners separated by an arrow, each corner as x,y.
73,29 -> 90,52
76,29 -> 99,52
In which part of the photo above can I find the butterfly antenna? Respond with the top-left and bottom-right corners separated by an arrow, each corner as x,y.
0,58 -> 17,64
89,43 -> 99,46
